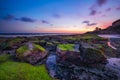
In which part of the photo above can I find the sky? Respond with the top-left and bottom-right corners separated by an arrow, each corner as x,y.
0,0 -> 120,33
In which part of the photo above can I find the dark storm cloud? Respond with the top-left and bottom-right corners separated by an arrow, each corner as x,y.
18,17 -> 36,22
82,21 -> 97,26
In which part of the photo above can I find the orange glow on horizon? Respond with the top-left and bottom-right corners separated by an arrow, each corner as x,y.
33,27 -> 96,34
31,22 -> 112,34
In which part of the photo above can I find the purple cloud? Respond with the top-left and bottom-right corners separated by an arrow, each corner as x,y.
82,21 -> 90,24
101,14 -> 106,17
41,20 -> 49,24
90,10 -> 97,16
41,20 -> 53,26
53,14 -> 61,18
18,17 -> 35,22
116,7 -> 120,10
2,14 -> 16,20
82,21 -> 97,26
2,14 -> 36,23
106,8 -> 111,11
88,23 -> 97,26
89,0 -> 108,16
97,0 -> 108,6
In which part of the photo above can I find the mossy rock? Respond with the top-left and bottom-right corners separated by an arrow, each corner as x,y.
52,41 -> 60,45
81,34 -> 103,40
16,43 -> 47,64
46,42 -> 54,46
82,48 -> 107,64
16,45 -> 28,59
40,40 -> 46,43
33,44 -> 46,52
0,54 -> 52,80
8,38 -> 25,49
0,42 -> 10,50
0,54 -> 12,63
57,44 -> 75,51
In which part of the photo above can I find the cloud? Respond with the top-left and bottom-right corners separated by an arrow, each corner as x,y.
18,17 -> 36,22
101,14 -> 106,17
106,8 -> 111,11
90,10 -> 97,16
2,14 -> 36,23
89,4 -> 97,16
53,14 -> 61,18
41,20 -> 53,26
88,23 -> 97,26
116,7 -> 120,10
2,14 -> 16,20
82,21 -> 97,26
41,20 -> 49,24
82,21 -> 90,24
89,0 -> 108,16
97,0 -> 108,6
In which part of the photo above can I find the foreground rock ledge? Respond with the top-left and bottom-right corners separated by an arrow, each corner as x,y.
16,42 -> 47,64
56,44 -> 107,66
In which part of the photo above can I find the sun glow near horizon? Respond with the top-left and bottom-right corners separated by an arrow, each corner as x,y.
0,0 -> 119,33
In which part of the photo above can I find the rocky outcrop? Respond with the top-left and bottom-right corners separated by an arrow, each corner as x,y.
81,48 -> 107,64
86,19 -> 120,34
46,52 -> 118,80
16,42 -> 47,64
56,44 -> 107,66
57,44 -> 81,64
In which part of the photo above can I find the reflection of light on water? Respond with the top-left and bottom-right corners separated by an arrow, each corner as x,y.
107,42 -> 117,50
98,34 -> 120,38
107,58 -> 120,68
98,34 -> 120,50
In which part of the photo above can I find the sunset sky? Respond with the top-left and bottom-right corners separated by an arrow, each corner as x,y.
0,0 -> 120,33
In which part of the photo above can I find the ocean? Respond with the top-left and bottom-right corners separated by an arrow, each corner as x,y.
0,33 -> 73,37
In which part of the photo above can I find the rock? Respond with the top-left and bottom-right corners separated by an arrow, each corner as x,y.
54,61 -> 119,80
57,43 -> 107,66
46,42 -> 56,51
81,48 -> 107,64
86,19 -> 120,34
56,44 -> 81,65
16,43 -> 47,64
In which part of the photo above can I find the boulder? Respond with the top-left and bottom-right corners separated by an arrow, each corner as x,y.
56,43 -> 107,66
81,48 -> 107,64
57,44 -> 82,65
16,43 -> 47,64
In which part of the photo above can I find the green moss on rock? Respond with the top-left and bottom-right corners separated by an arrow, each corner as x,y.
58,44 -> 75,51
33,44 -> 46,52
0,54 -> 12,63
16,45 -> 28,54
16,43 -> 47,64
16,45 -> 28,59
83,48 -> 106,63
9,38 -> 25,46
0,54 -> 52,80
81,34 -> 102,40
